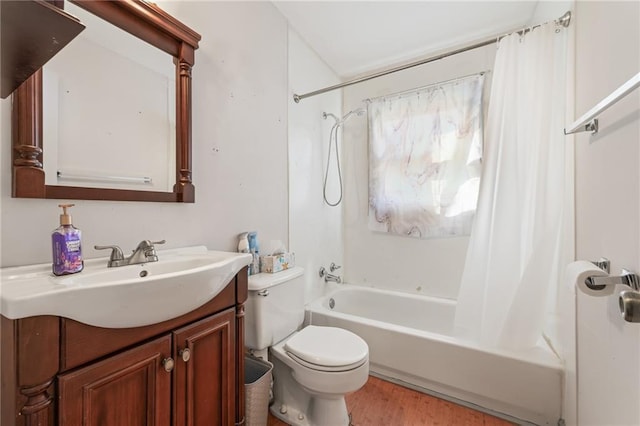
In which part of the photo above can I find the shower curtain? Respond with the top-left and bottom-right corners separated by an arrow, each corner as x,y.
454,21 -> 569,350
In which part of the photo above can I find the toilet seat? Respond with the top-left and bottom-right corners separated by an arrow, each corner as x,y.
284,325 -> 368,372
286,351 -> 366,372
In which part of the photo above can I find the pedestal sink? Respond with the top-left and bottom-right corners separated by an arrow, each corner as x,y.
0,246 -> 252,328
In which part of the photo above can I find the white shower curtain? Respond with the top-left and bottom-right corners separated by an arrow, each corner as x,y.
454,22 -> 569,350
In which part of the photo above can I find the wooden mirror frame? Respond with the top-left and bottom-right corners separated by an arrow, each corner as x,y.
12,0 -> 201,202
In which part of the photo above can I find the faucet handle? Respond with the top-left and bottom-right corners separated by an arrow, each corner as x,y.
94,245 -> 124,260
139,240 -> 165,249
330,262 -> 341,272
138,239 -> 164,262
94,245 -> 125,262
136,239 -> 165,248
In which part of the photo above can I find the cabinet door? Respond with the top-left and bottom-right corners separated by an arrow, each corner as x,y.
173,308 -> 236,426
59,335 -> 172,426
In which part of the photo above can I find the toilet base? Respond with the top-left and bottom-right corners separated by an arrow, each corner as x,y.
269,392 -> 350,426
269,347 -> 358,426
309,397 -> 350,425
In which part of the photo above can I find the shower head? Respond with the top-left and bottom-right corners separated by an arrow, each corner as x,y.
341,107 -> 367,123
323,108 -> 366,126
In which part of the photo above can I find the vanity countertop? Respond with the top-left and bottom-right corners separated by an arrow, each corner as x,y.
0,245 -> 251,328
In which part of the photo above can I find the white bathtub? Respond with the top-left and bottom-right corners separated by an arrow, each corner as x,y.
306,286 -> 562,425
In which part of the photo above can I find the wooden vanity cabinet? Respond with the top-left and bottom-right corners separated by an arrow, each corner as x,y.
1,268 -> 248,426
173,309 -> 236,426
58,334 -> 173,425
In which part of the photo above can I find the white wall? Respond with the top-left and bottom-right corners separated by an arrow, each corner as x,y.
341,45 -> 495,299
571,2 -> 640,425
287,29 -> 343,303
528,0 -> 573,24
1,1 -> 289,267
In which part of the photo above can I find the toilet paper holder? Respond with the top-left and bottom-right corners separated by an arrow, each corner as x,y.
585,268 -> 639,291
590,257 -> 610,274
584,261 -> 640,323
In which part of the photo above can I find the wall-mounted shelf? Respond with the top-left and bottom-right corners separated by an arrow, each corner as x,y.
564,72 -> 640,135
1,1 -> 85,98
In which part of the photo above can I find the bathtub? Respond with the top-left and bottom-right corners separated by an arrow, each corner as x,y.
306,286 -> 563,425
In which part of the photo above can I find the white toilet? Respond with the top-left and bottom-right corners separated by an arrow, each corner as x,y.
245,267 -> 369,426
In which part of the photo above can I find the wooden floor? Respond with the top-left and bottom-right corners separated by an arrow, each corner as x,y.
267,375 -> 515,426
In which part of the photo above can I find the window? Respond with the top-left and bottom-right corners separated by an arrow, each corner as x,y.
368,74 -> 484,238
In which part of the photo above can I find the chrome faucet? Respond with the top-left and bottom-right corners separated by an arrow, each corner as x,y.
95,239 -> 166,267
319,266 -> 342,284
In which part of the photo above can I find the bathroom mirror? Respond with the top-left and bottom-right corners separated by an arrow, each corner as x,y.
11,0 -> 201,202
43,2 -> 177,194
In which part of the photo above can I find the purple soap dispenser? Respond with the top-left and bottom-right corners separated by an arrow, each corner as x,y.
52,204 -> 84,276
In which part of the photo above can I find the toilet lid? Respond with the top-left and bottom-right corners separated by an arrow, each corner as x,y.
284,325 -> 368,369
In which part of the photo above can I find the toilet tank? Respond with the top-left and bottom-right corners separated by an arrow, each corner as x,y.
245,267 -> 305,351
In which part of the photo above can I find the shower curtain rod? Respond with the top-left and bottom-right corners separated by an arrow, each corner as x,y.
364,70 -> 488,104
292,11 -> 571,104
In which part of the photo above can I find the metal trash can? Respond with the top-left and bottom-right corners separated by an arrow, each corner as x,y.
245,355 -> 273,426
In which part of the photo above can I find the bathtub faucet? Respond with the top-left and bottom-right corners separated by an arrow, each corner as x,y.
325,273 -> 342,284
319,267 -> 342,284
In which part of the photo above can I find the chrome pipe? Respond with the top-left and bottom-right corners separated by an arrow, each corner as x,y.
293,37 -> 497,103
292,11 -> 571,103
564,72 -> 640,135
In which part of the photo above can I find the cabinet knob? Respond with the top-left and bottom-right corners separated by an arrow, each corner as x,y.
179,348 -> 191,362
162,357 -> 175,372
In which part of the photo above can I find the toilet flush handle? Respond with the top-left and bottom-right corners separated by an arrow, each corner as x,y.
257,290 -> 269,297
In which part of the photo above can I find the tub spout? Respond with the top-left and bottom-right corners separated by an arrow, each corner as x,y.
319,267 -> 342,284
325,273 -> 342,284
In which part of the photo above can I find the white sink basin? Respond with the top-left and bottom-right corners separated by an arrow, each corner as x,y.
0,246 -> 252,328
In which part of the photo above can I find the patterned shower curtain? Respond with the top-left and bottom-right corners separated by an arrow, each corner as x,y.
368,74 -> 485,238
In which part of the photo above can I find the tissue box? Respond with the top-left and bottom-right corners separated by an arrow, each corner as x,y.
260,253 -> 295,273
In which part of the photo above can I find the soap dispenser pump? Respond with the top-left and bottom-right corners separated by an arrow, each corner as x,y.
52,204 -> 84,276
